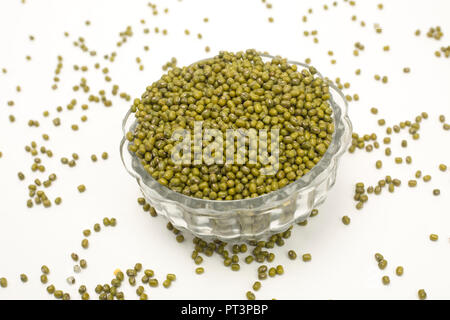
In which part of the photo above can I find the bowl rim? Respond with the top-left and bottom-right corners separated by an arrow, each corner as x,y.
120,53 -> 352,211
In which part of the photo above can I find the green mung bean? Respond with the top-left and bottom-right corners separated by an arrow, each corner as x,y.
288,250 -> 297,260
342,216 -> 351,225
103,217 -> 111,226
149,279 -> 158,287
195,267 -> 204,275
378,259 -> 387,270
81,239 -> 89,249
246,291 -> 256,300
20,274 -> 28,282
268,268 -> 276,277
408,180 -> 417,187
252,281 -> 261,291
128,50 -> 334,200
167,274 -> 176,281
40,274 -> 48,284
41,265 -> 50,274
376,160 -> 382,169
47,285 -> 55,294
163,279 -> 171,288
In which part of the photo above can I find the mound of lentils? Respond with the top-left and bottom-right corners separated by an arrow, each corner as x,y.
127,49 -> 335,200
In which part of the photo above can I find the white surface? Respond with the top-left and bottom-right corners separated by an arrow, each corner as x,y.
0,0 -> 449,300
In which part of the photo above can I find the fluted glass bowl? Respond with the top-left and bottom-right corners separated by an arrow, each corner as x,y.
120,54 -> 352,242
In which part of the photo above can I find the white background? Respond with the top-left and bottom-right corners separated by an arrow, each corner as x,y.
0,0 -> 449,300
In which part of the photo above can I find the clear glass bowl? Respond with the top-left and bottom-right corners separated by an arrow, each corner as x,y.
120,54 -> 352,242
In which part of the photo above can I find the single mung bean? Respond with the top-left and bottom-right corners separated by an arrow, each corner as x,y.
342,216 -> 351,225
95,285 -> 103,294
167,274 -> 176,281
288,250 -> 297,260
253,281 -> 261,291
195,267 -> 204,275
268,268 -> 276,277
149,279 -> 158,287
81,239 -> 89,249
47,285 -> 55,294
246,291 -> 256,300
54,290 -> 63,299
258,272 -> 267,280
376,160 -> 382,169
127,50 -> 335,200
418,289 -> 427,300
194,256 -> 203,265
408,180 -> 417,187
302,254 -> 312,262
378,259 -> 388,270
375,253 -> 384,262
40,274 -> 48,284
276,265 -> 284,275
144,269 -> 154,278
126,269 -> 137,277
41,265 -> 50,274
103,217 -> 111,226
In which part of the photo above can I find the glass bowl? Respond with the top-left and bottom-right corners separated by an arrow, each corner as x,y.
120,54 -> 352,242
